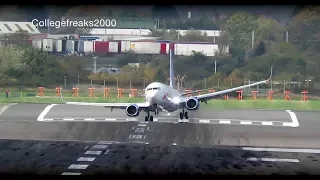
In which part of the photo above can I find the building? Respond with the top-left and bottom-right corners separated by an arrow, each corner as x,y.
0,21 -> 40,35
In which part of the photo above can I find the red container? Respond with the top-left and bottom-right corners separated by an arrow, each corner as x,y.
94,41 -> 109,53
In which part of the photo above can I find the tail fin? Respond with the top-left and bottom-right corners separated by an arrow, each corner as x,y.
169,49 -> 175,89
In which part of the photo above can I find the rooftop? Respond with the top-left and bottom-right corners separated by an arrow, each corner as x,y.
0,21 -> 40,34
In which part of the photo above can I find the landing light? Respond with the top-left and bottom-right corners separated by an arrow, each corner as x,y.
172,97 -> 180,104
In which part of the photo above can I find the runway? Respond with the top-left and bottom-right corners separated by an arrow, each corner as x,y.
1,103 -> 320,174
0,103 -> 320,148
1,139 -> 320,175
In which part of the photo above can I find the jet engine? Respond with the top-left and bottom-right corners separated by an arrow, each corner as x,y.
185,97 -> 200,110
125,104 -> 140,117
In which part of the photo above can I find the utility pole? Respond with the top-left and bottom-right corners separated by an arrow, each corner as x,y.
286,31 -> 289,43
214,60 -> 217,74
251,30 -> 255,48
92,56 -> 98,73
47,15 -> 50,35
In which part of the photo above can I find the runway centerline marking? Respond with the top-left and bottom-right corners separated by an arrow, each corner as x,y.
247,157 -> 299,163
77,157 -> 95,162
61,172 -> 81,175
68,164 -> 89,170
84,150 -> 102,155
242,147 -> 320,153
37,104 -> 57,121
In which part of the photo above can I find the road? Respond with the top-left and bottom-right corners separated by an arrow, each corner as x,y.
1,103 -> 320,174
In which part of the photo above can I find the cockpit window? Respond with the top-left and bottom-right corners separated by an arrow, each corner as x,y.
146,87 -> 160,91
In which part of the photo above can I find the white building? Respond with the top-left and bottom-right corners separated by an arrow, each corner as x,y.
0,21 -> 40,35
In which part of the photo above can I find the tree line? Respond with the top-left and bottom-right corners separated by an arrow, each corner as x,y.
0,46 -> 89,88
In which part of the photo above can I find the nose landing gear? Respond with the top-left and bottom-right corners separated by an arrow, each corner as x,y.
144,111 -> 153,122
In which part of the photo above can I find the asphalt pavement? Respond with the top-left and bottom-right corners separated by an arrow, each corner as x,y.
1,139 -> 320,175
1,103 -> 320,174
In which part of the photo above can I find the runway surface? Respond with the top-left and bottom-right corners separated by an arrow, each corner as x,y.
1,103 -> 320,174
1,139 -> 320,175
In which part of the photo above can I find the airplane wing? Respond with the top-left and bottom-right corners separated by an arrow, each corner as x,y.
180,88 -> 216,96
65,101 -> 150,109
186,66 -> 273,103
60,90 -> 150,110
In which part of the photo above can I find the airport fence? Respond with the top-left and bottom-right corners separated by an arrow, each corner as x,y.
0,76 -> 319,100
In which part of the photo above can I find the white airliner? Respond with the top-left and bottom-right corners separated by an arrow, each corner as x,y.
61,50 -> 272,122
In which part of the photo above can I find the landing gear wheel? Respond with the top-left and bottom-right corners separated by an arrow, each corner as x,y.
179,112 -> 183,120
145,116 -> 148,122
184,112 -> 188,119
149,116 -> 154,122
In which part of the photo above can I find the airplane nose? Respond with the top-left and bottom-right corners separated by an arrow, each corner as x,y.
146,91 -> 157,104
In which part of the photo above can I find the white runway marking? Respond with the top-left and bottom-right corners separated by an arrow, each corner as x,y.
84,118 -> 95,121
77,157 -> 95,162
63,118 -> 74,121
68,164 -> 88,170
37,104 -> 57,121
98,141 -> 114,145
0,103 -> 16,115
42,118 -> 54,121
84,150 -> 102,155
242,147 -> 320,153
247,157 -> 299,163
105,149 -> 110,154
105,118 -> 117,121
219,120 -> 231,124
61,172 -> 81,175
284,110 -> 300,127
199,120 -> 210,123
240,121 -> 252,125
91,145 -> 108,149
261,121 -> 273,125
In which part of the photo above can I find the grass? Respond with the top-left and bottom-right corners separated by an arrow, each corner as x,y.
1,96 -> 320,111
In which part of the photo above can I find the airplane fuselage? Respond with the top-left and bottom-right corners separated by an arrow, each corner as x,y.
144,82 -> 184,112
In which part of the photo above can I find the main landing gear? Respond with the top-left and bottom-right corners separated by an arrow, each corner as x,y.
179,108 -> 188,122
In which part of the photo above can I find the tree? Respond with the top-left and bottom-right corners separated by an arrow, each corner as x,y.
256,16 -> 285,45
59,5 -> 102,34
0,6 -> 27,21
225,12 -> 259,49
0,47 -> 24,85
180,29 -> 211,42
253,41 -> 266,57
216,31 -> 230,55
246,42 -> 306,80
3,31 -> 30,47
288,6 -> 320,51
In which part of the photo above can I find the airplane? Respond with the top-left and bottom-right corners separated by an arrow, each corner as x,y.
61,49 -> 273,123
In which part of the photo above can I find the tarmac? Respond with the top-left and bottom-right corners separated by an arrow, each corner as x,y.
1,103 -> 320,174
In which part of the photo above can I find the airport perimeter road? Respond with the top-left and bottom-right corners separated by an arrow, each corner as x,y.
1,139 -> 320,175
0,103 -> 319,148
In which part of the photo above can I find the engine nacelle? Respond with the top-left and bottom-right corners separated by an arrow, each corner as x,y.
125,104 -> 140,117
185,97 -> 200,110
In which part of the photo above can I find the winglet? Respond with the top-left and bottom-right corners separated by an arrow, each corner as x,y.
268,66 -> 273,81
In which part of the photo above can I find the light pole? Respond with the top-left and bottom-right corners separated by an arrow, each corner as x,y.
92,56 -> 98,73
